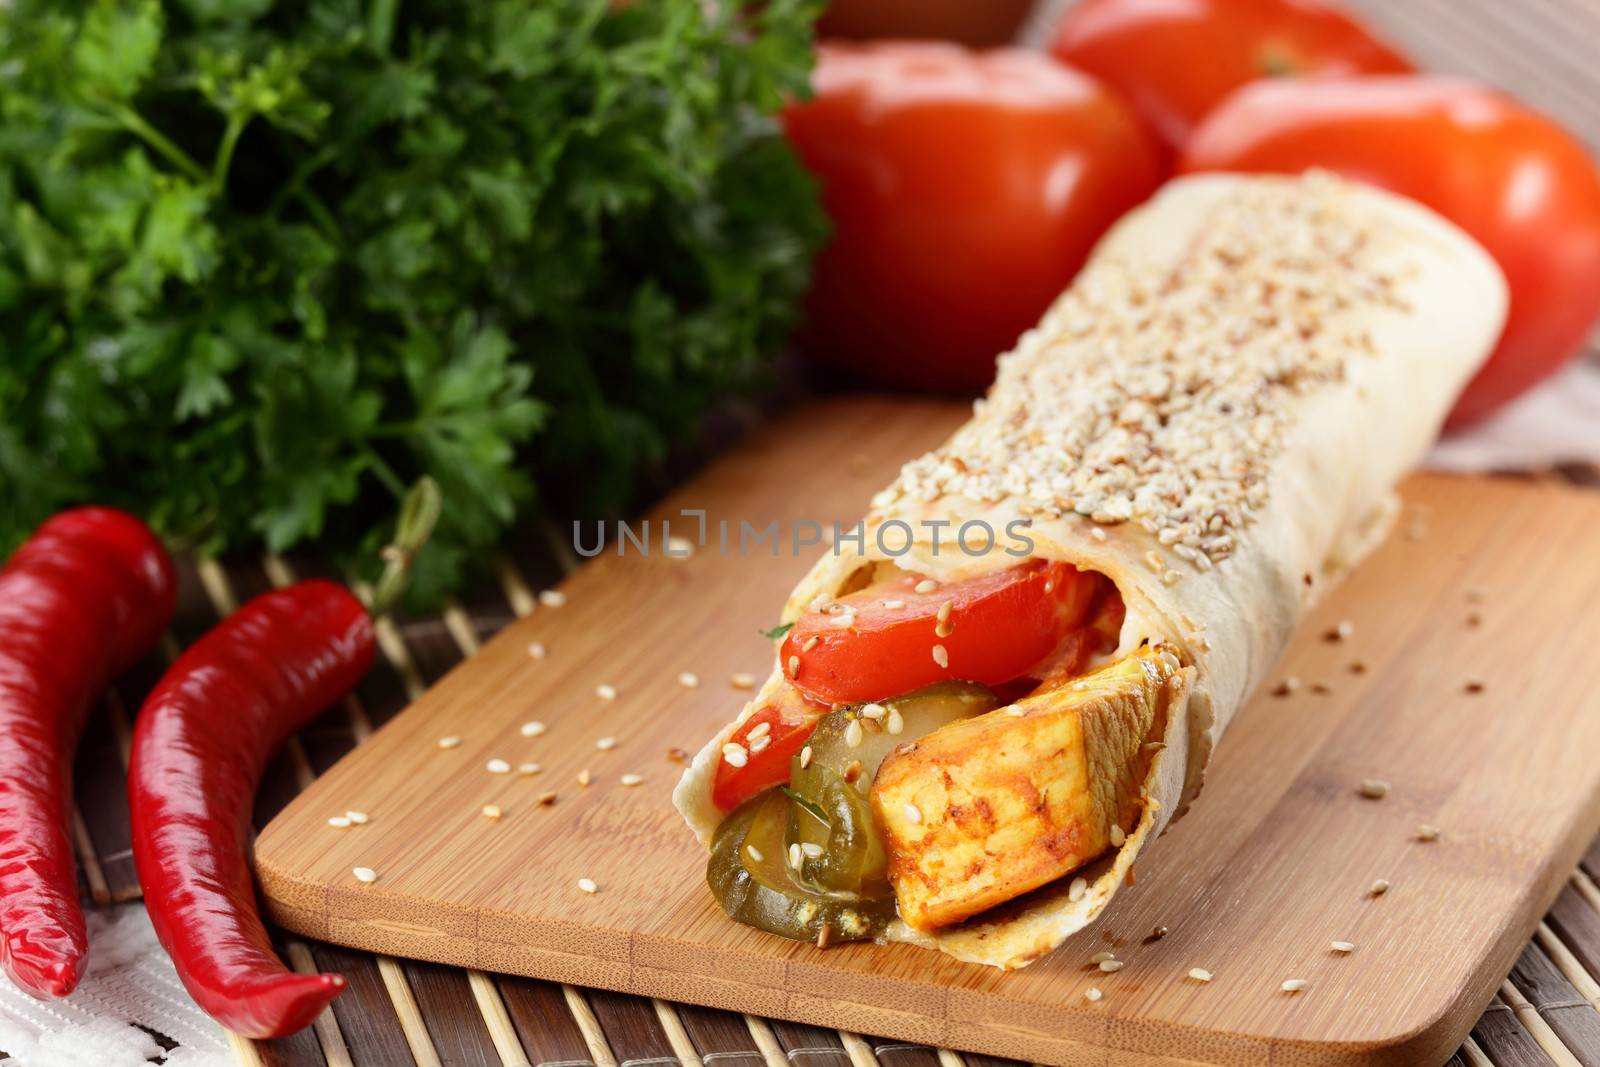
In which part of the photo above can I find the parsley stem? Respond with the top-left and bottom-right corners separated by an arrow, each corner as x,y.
360,445 -> 408,500
105,103 -> 207,184
210,113 -> 249,196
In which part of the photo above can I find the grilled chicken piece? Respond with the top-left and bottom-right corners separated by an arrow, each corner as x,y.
871,644 -> 1187,931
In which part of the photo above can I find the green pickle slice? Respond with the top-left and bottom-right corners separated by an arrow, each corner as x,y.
706,682 -> 999,942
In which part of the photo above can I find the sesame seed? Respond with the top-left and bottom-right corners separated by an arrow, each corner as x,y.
1005,706 -> 1026,717
577,878 -> 598,894
1415,824 -> 1441,842
844,720 -> 864,748
519,762 -> 542,776
1090,527 -> 1108,543
729,673 -> 756,690
931,645 -> 949,669
745,845 -> 764,863
667,746 -> 688,763
520,721 -> 547,738
829,612 -> 856,629
801,843 -> 823,858
747,721 -> 772,740
1369,879 -> 1390,896
1152,925 -> 1169,940
1068,877 -> 1089,903
486,758 -> 511,774
787,656 -> 800,677
346,811 -> 369,825
1188,968 -> 1213,982
352,867 -> 377,883
903,803 -> 922,824
1330,941 -> 1356,953
620,773 -> 643,787
1325,620 -> 1354,642
536,791 -> 557,806
1271,677 -> 1300,697
1310,681 -> 1331,695
801,635 -> 820,652
596,684 -> 617,701
1349,660 -> 1368,674
789,843 -> 802,869
1109,825 -> 1126,847
880,600 -> 905,610
678,672 -> 700,688
328,816 -> 351,829
1084,988 -> 1103,1002
914,579 -> 938,594
1464,679 -> 1486,694
667,535 -> 694,557
577,768 -> 592,787
1281,979 -> 1308,993
1089,951 -> 1116,964
539,590 -> 567,608
596,736 -> 618,751
799,746 -> 813,769
842,759 -> 863,785
438,735 -> 463,750
860,703 -> 886,720
1358,779 -> 1389,799
1098,960 -> 1124,973
1466,611 -> 1483,628
886,708 -> 905,735
527,642 -> 547,659
481,804 -> 502,821
721,743 -> 748,768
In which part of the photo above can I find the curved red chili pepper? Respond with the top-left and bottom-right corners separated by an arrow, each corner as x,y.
129,579 -> 374,1037
0,507 -> 176,998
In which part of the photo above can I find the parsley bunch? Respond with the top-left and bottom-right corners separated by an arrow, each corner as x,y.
0,0 -> 825,605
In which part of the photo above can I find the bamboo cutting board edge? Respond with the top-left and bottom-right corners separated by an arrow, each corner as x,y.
256,397 -> 1600,1067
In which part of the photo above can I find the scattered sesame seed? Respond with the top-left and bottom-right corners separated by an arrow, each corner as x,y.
346,811 -> 369,825
1090,527 -> 1108,543
880,600 -> 905,610
438,735 -> 463,750
577,769 -> 592,787
520,721 -> 546,738
1090,951 -> 1116,964
539,590 -> 567,608
527,642 -> 547,659
886,707 -> 905,735
1349,660 -> 1368,674
1109,825 -> 1126,847
844,720 -> 864,748
352,867 -> 377,884
1330,941 -> 1356,953
1415,824 -> 1441,842
1466,611 -> 1483,628
730,673 -> 756,690
596,684 -> 617,701
596,736 -> 618,751
481,804 -> 502,821
914,579 -> 938,594
722,743 -> 748,768
801,843 -> 823,859
1464,679 -> 1486,694
1188,968 -> 1213,982
1310,681 -> 1331,695
486,758 -> 511,774
1271,677 -> 1300,697
667,747 -> 688,763
1098,960 -> 1124,973
903,803 -> 922,824
745,845 -> 764,863
799,746 -> 813,769
1068,877 -> 1089,903
1369,879 -> 1390,897
931,644 -> 949,669
328,816 -> 351,829
789,843 -> 802,869
519,762 -> 542,776
678,672 -> 700,688
801,635 -> 820,652
577,878 -> 598,894
620,773 -> 643,787
749,736 -> 770,755
829,612 -> 856,630
842,759 -> 863,785
1281,979 -> 1308,993
860,703 -> 886,720
536,791 -> 557,806
1152,925 -> 1169,940
787,656 -> 800,677
747,721 -> 771,740
1358,779 -> 1389,799
1084,988 -> 1103,1002
1325,620 -> 1354,642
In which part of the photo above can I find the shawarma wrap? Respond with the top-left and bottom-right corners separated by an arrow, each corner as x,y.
673,172 -> 1507,969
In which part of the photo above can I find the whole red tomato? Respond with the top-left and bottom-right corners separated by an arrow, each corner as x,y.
1048,0 -> 1410,154
1179,76 -> 1600,427
784,42 -> 1162,392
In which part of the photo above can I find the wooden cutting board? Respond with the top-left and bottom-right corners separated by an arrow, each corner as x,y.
256,397 -> 1600,1067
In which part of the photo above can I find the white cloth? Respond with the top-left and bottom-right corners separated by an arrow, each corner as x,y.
0,905 -> 231,1067
1428,359 -> 1600,471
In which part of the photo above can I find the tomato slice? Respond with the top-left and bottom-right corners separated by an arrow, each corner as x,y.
780,561 -> 1107,705
711,688 -> 826,812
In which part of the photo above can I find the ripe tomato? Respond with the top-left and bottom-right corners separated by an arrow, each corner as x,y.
817,0 -> 1035,46
781,561 -> 1107,706
1179,76 -> 1600,426
711,689 -> 826,812
1048,0 -> 1410,154
783,42 -> 1162,392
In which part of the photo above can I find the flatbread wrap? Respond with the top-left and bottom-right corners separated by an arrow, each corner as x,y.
673,172 -> 1507,969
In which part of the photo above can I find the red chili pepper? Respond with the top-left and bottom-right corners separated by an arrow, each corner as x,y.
129,580 -> 374,1037
0,507 -> 176,998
